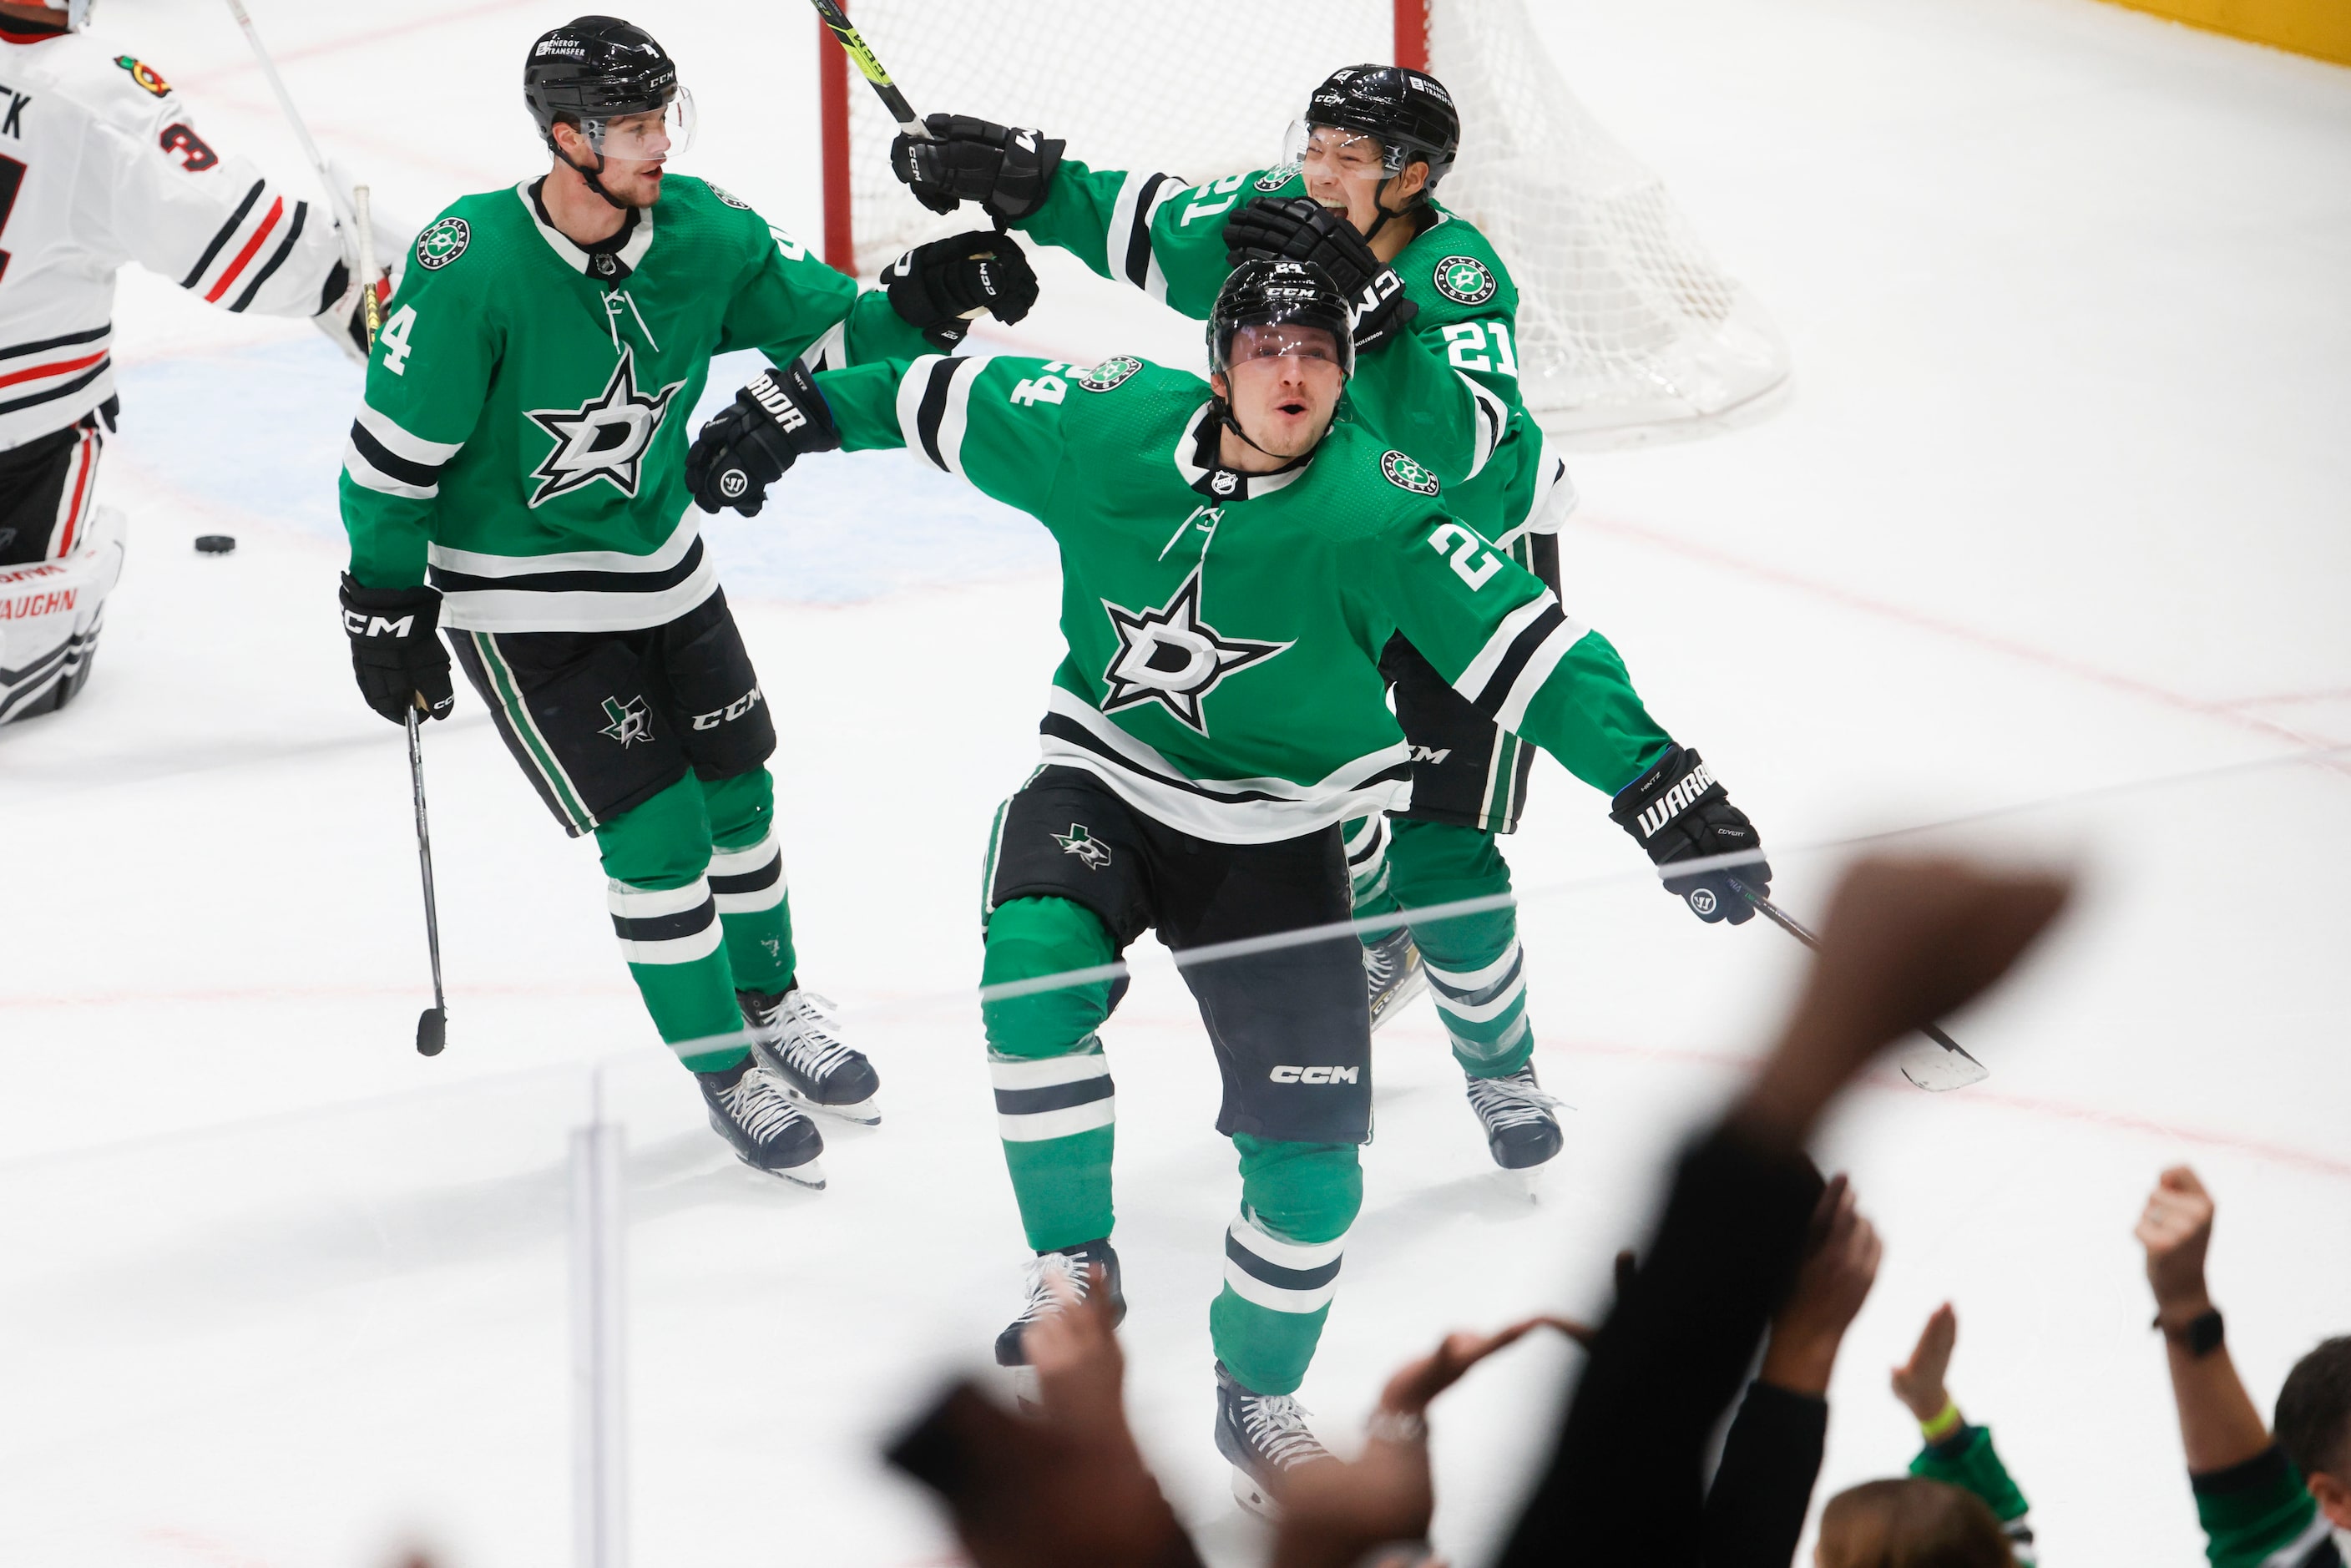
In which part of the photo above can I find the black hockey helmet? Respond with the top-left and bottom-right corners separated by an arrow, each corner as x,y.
1209,259 -> 1356,382
1297,64 -> 1461,191
523,17 -> 687,154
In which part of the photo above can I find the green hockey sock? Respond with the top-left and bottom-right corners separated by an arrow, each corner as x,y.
1209,1135 -> 1362,1396
982,896 -> 1121,1252
596,773 -> 746,1074
703,769 -> 796,994
1389,818 -> 1533,1079
1342,815 -> 1403,940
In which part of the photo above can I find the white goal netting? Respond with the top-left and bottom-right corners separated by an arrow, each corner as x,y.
834,0 -> 1790,440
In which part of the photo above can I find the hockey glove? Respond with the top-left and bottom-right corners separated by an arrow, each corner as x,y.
312,260 -> 394,367
1610,744 -> 1771,924
890,114 -> 1064,221
685,361 -> 842,518
885,230 -> 1041,350
1224,196 -> 1419,353
340,575 -> 453,725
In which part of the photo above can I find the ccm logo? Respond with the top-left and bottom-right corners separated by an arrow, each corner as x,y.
691,685 -> 764,731
343,611 -> 416,638
1636,761 -> 1715,839
1269,1065 -> 1360,1085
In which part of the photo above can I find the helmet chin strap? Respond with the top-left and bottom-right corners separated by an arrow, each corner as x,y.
555,139 -> 630,212
1215,396 -> 1280,458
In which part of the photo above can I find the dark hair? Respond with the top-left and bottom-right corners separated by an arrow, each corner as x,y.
1818,1478 -> 2015,1568
2276,1336 -> 2351,1482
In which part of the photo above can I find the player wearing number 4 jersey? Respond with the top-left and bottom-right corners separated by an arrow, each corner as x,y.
689,257 -> 1768,1509
0,0 -> 390,723
893,65 -> 1678,1178
335,16 -> 1036,1185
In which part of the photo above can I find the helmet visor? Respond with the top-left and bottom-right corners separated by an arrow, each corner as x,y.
1225,321 -> 1345,370
1282,119 -> 1399,185
579,86 -> 695,159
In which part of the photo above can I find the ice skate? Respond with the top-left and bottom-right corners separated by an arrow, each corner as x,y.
1465,1064 -> 1562,1194
1214,1361 -> 1333,1519
993,1239 -> 1125,1393
697,1060 -> 827,1188
1363,926 -> 1426,1031
740,987 -> 882,1124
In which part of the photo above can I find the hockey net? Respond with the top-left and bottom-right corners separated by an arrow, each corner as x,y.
821,0 -> 1791,441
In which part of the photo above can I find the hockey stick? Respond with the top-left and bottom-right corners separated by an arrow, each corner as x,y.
407,705 -> 448,1057
220,0 -> 359,235
354,190 -> 444,1058
1726,875 -> 1989,1092
803,0 -> 931,142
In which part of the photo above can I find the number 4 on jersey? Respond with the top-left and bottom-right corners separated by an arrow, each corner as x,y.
377,304 -> 418,376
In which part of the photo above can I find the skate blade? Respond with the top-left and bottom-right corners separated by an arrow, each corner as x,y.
738,1151 -> 827,1190
782,1086 -> 882,1126
1501,1163 -> 1547,1201
1895,1036 -> 1990,1091
1004,1363 -> 1041,1413
1230,1464 -> 1282,1520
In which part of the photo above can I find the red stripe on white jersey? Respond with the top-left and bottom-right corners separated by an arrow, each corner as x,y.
205,196 -> 284,304
0,349 -> 106,392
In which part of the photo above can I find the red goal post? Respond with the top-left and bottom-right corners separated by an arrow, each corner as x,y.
817,0 -> 1789,442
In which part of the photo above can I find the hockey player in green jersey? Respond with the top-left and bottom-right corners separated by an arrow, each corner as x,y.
685,258 -> 1768,1510
897,65 -> 1631,1181
333,17 -> 1036,1186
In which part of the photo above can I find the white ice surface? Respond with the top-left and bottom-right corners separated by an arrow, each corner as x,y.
3,2 -> 2348,1565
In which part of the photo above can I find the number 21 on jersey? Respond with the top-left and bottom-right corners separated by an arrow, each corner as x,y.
1443,320 -> 1518,377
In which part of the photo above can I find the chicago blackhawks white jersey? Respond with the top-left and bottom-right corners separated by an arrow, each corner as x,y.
0,28 -> 348,449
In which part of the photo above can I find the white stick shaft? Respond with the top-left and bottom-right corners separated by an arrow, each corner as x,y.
221,0 -> 356,233
569,1120 -> 629,1568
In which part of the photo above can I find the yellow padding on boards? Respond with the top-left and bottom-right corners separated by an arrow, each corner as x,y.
2097,0 -> 2351,67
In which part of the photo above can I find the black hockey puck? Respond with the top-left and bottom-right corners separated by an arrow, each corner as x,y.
194,534 -> 237,554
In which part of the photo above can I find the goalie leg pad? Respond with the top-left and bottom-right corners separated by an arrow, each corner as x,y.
0,503 -> 124,726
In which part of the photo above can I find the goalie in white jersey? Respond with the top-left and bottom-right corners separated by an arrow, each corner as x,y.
0,0 -> 383,721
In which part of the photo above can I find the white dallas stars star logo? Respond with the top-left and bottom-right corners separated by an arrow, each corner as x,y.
523,347 -> 685,507
1099,566 -> 1290,735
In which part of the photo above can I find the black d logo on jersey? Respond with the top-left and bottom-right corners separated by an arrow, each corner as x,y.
524,346 -> 685,507
1099,565 -> 1290,735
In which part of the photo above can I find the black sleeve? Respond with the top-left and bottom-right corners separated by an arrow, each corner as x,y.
1492,1126 -> 1823,1568
1702,1381 -> 1830,1568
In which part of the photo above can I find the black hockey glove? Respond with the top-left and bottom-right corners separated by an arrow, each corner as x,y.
339,575 -> 453,726
884,230 -> 1040,349
684,361 -> 842,518
1610,744 -> 1771,924
1224,196 -> 1419,353
890,114 -> 1064,221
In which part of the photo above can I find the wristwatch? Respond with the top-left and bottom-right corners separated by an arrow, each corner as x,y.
2155,1307 -> 2226,1358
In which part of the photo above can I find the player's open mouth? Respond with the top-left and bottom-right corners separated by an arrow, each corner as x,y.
1277,398 -> 1309,416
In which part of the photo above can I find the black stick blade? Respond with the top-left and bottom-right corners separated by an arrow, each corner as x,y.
417,1007 -> 447,1057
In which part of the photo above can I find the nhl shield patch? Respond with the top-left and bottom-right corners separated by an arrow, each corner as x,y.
1381,450 -> 1441,496
416,217 -> 471,271
1432,254 -> 1498,306
1077,356 -> 1142,393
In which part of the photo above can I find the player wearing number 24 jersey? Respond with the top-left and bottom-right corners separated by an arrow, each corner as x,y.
696,257 -> 1766,1505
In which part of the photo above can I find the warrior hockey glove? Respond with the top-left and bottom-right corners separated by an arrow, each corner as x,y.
1610,744 -> 1771,924
890,114 -> 1064,221
339,575 -> 453,725
1224,196 -> 1419,352
685,361 -> 842,518
884,230 -> 1040,350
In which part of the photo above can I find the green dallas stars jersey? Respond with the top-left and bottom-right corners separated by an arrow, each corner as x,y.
1011,157 -> 1568,549
812,352 -> 1668,843
339,175 -> 931,631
